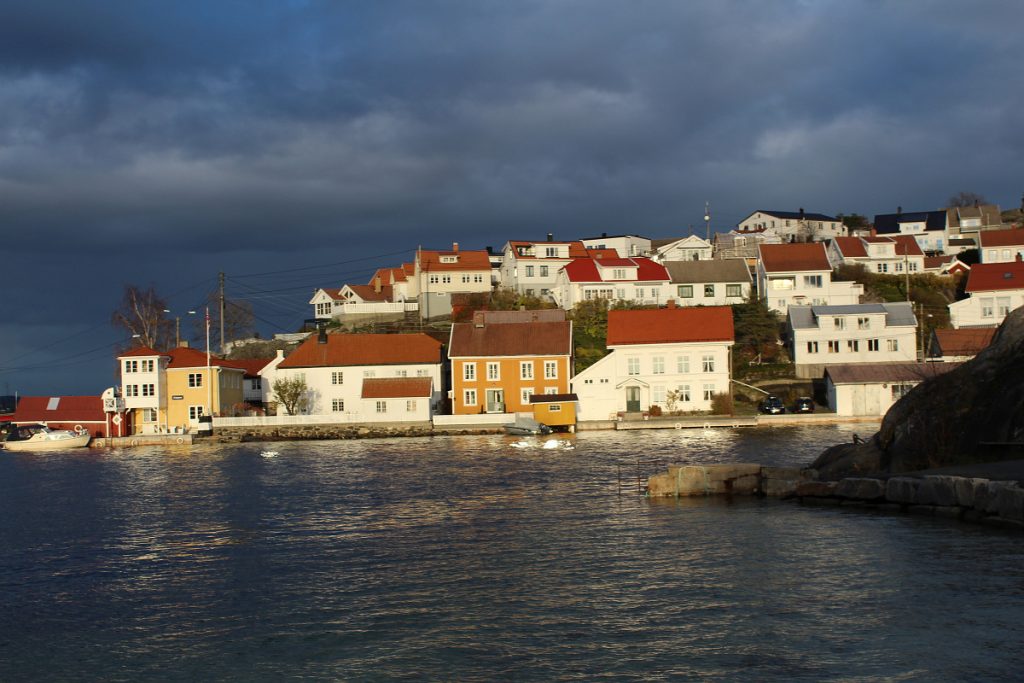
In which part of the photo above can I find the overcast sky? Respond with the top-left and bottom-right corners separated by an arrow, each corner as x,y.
2,0 -> 1023,395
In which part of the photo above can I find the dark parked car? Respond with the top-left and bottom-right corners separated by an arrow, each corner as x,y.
792,396 -> 815,413
759,395 -> 785,415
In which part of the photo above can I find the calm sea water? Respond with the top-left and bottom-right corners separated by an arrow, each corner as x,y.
3,425 -> 1024,681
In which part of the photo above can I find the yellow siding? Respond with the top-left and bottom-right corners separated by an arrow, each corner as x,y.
451,356 -> 570,415
532,401 -> 576,427
165,367 -> 245,429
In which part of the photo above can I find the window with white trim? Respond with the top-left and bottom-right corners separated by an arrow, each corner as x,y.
678,385 -> 691,402
487,362 -> 500,381
627,357 -> 640,375
521,388 -> 534,405
703,384 -> 715,401
702,355 -> 715,372
463,363 -> 476,381
332,399 -> 345,412
376,400 -> 387,413
188,373 -> 202,387
887,339 -> 899,352
141,360 -> 154,372
652,357 -> 664,374
520,362 -> 534,380
677,356 -> 690,373
125,360 -> 138,373
463,389 -> 477,406
868,339 -> 879,351
806,341 -> 818,354
142,384 -> 155,397
143,408 -> 157,422
331,371 -> 344,385
125,385 -> 138,397
188,405 -> 204,420
726,284 -> 742,298
543,361 -> 558,379
406,400 -> 417,412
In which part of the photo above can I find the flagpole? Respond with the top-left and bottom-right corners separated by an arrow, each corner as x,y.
206,306 -> 213,417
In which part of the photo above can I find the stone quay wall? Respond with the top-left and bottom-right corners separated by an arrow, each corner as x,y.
647,465 -> 1024,530
211,421 -> 502,443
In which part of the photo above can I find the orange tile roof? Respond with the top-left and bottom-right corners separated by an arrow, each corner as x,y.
12,396 -> 106,423
278,333 -> 442,368
506,240 -> 590,259
832,236 -> 868,258
965,261 -> 1024,293
587,248 -> 620,260
449,320 -> 572,357
222,358 -> 275,377
318,287 -> 345,301
361,377 -> 433,399
118,345 -> 166,358
979,228 -> 1024,248
759,243 -> 831,273
932,328 -> 995,357
370,267 -> 408,285
345,284 -> 394,302
418,248 -> 492,272
166,347 -> 246,370
607,305 -> 734,346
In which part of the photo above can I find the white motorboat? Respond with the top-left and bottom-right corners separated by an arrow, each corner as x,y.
3,424 -> 91,452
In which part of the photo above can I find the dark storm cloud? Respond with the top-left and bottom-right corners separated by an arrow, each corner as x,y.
2,0 -> 1024,392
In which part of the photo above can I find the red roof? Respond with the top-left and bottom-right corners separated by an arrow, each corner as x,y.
12,396 -> 106,424
932,328 -> 995,357
587,248 -> 620,259
361,377 -> 433,399
449,321 -> 572,357
222,358 -> 275,377
318,287 -> 344,301
980,228 -> 1024,248
345,283 -> 394,302
166,347 -> 246,370
832,236 -> 868,258
279,333 -> 442,368
370,267 -> 408,285
119,345 -> 166,358
418,248 -> 492,272
607,305 -> 734,346
507,240 -> 589,259
965,261 -> 1024,293
759,243 -> 831,273
562,257 -> 669,283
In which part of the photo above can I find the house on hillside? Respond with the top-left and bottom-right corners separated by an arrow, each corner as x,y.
663,259 -> 751,306
827,235 -> 925,275
552,257 -> 671,309
650,235 -> 713,262
757,243 -> 863,314
946,204 -> 1004,248
571,303 -> 734,421
224,358 -> 275,411
260,330 -> 444,421
738,209 -> 844,242
948,260 -> 1024,329
447,310 -> 572,416
578,233 -> 652,258
928,328 -> 995,362
410,244 -> 493,319
923,255 -> 970,277
979,228 -> 1024,264
787,303 -> 918,379
872,208 -> 948,254
825,362 -> 958,417
499,237 -> 590,299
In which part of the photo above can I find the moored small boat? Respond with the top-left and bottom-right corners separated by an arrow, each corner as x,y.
504,417 -> 552,436
3,424 -> 91,452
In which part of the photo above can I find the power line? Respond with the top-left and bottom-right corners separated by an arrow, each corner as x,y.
231,248 -> 412,278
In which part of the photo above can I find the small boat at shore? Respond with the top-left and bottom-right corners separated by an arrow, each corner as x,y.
504,417 -> 552,436
3,424 -> 91,452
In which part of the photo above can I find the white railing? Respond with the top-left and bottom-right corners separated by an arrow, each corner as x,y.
335,302 -> 419,316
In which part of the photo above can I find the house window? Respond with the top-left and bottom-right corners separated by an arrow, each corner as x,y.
678,285 -> 693,298
539,266 -> 549,277
525,265 -> 535,277
545,387 -> 558,395
143,408 -> 158,423
548,404 -> 562,412
332,399 -> 345,412
616,288 -> 626,299
429,275 -> 440,284
703,384 -> 715,401
188,406 -> 204,420
887,339 -> 899,352
141,360 -> 154,372
677,356 -> 690,373
464,389 -> 477,406
252,377 -> 262,390
464,363 -> 476,381
462,274 -> 471,284
833,318 -> 845,330
828,341 -> 840,353
627,357 -> 640,375
544,361 -> 558,379
441,275 -> 451,284
376,401 -> 387,413
981,298 -> 994,318
847,340 -> 859,352
997,297 -> 1011,317
520,362 -> 534,380
704,284 -> 715,297
407,400 -> 417,412
125,385 -> 138,397
908,262 -> 918,273
891,383 -> 914,400
702,355 -> 715,372
653,386 -> 666,403
395,369 -> 407,377
474,274 -> 484,283
331,371 -> 344,385
440,255 -> 458,263
806,341 -> 818,354
636,288 -> 644,299
521,388 -> 534,405
895,262 -> 904,273
545,247 -> 558,257
316,302 -> 332,316
857,317 -> 870,330
678,385 -> 691,402
416,369 -> 430,377
188,373 -> 202,387
142,384 -> 155,397
868,339 -> 880,351
652,357 -> 664,374
726,284 -> 742,298
878,263 -> 889,274
613,269 -> 627,279
487,362 -> 500,380
125,360 -> 138,373
804,275 -> 822,288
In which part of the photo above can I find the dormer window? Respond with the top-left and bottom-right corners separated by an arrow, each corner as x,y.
612,269 -> 627,279
440,255 -> 458,263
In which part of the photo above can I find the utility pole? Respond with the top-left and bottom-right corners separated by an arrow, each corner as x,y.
219,271 -> 226,356
704,202 -> 711,241
904,252 -> 910,302
917,302 -> 924,361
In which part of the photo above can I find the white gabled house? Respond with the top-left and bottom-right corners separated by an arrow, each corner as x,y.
825,362 -> 958,417
872,209 -> 948,254
738,209 -> 844,242
650,235 -> 713,262
260,331 -> 444,422
499,238 -> 590,299
552,257 -> 671,309
979,228 -> 1024,264
578,233 -> 652,258
757,243 -> 863,315
663,259 -> 752,306
787,303 -> 918,379
827,235 -> 925,275
571,303 -> 734,421
948,260 -> 1024,329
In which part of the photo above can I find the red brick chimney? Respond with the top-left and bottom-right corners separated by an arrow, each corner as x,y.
452,242 -> 459,253
666,299 -> 677,309
374,276 -> 382,293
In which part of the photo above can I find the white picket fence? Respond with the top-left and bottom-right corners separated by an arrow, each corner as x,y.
336,302 -> 419,316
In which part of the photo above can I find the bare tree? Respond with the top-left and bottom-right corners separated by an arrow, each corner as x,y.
190,293 -> 257,350
111,285 -> 174,350
271,376 -> 309,416
947,191 -> 987,208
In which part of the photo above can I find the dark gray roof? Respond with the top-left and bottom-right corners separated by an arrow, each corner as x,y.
825,362 -> 959,385
873,210 -> 947,233
753,210 -> 837,222
663,259 -> 752,284
788,302 -> 917,329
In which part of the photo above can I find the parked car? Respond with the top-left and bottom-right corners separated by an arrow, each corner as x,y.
759,395 -> 785,414
792,396 -> 815,413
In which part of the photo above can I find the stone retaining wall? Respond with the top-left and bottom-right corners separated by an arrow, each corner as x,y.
214,422 -> 440,442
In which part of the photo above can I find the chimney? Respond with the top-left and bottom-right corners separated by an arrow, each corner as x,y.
374,276 -> 382,293
666,299 -> 677,309
178,340 -> 190,348
452,242 -> 459,253
602,232 -> 608,238
547,232 -> 554,242
869,227 -> 877,237
799,207 -> 805,220
473,311 -> 486,328
897,205 -> 902,216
